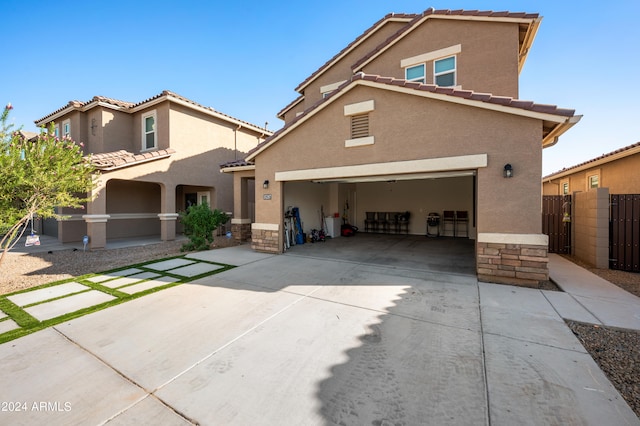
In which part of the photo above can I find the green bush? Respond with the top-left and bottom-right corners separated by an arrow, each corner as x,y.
179,204 -> 228,251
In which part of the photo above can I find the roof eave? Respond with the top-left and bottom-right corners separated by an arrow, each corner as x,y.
220,164 -> 256,173
542,115 -> 582,149
294,15 -> 415,94
518,16 -> 542,73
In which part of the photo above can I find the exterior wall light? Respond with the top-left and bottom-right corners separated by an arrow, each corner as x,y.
263,180 -> 269,189
503,164 -> 513,178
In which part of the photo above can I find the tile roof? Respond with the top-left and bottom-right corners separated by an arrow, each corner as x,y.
90,149 -> 175,171
352,8 -> 539,71
294,13 -> 418,93
240,72 -> 577,163
35,91 -> 270,134
543,142 -> 640,179
219,159 -> 254,169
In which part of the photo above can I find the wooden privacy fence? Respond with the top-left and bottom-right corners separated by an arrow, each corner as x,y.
610,194 -> 640,272
542,195 -> 571,254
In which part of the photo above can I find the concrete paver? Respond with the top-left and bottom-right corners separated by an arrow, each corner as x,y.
24,290 -> 116,321
144,258 -> 196,271
100,271 -> 162,289
167,262 -> 225,277
119,276 -> 181,295
7,282 -> 89,307
186,245 -> 275,266
0,318 -> 19,334
86,267 -> 144,283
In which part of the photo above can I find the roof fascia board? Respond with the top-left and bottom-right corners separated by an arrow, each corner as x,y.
97,152 -> 173,172
519,17 -> 542,73
296,16 -> 413,93
541,115 -> 582,148
132,95 -> 271,135
356,80 -> 571,123
35,101 -> 127,126
544,144 -> 640,181
220,164 -> 255,173
248,78 -> 576,161
354,14 -> 539,72
277,96 -> 304,119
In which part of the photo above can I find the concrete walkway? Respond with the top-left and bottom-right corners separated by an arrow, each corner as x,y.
0,240 -> 638,425
547,254 -> 640,330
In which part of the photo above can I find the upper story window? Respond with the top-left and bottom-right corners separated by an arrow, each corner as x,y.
405,64 -> 425,83
589,175 -> 599,189
562,182 -> 569,195
62,119 -> 70,138
434,56 -> 456,86
401,44 -> 461,88
142,110 -> 157,151
53,124 -> 59,138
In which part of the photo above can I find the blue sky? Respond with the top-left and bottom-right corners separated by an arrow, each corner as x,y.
2,0 -> 638,175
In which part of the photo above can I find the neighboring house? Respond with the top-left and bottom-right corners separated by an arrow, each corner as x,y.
221,8 -> 581,287
35,91 -> 270,249
543,142 -> 640,195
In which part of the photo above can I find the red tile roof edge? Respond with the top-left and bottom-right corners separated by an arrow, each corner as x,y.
351,8 -> 539,71
90,148 -> 176,170
36,91 -> 269,133
240,72 -> 575,163
294,12 -> 419,93
543,142 -> 640,179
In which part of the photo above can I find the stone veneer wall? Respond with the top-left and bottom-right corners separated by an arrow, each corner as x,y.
231,223 -> 252,242
251,228 -> 280,253
477,241 -> 549,288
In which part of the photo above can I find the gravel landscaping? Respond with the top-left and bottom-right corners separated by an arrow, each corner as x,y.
1,243 -> 638,418
1,237 -> 238,296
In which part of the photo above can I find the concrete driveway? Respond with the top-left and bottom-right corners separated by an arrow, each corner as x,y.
0,236 -> 637,425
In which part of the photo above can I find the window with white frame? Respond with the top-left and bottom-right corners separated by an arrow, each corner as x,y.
562,182 -> 569,195
142,111 -> 157,150
62,119 -> 70,137
405,64 -> 425,83
589,175 -> 599,189
434,56 -> 456,86
53,123 -> 59,138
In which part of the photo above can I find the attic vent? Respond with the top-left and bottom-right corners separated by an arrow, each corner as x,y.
351,113 -> 369,139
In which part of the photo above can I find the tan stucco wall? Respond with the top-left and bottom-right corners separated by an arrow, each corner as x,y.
361,20 -> 520,98
543,152 -> 640,195
301,20 -> 409,110
255,84 -> 543,241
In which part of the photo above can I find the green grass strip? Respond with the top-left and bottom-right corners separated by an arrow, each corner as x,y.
0,298 -> 39,328
0,255 -> 235,346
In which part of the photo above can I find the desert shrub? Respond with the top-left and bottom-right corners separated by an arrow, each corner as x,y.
179,203 -> 228,251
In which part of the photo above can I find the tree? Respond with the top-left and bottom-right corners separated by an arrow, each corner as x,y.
0,104 -> 97,266
179,203 -> 228,251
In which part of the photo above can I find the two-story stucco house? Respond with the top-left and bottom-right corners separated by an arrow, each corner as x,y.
222,8 -> 581,287
35,91 -> 271,249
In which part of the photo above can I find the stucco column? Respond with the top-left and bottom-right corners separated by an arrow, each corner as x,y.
160,183 -> 177,241
159,213 -> 179,241
83,215 -> 110,249
231,173 -> 253,241
84,179 -> 108,249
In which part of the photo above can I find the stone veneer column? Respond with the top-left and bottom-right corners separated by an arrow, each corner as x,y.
231,218 -> 252,242
158,213 -> 179,241
251,223 -> 280,253
82,214 -> 110,249
477,233 -> 549,288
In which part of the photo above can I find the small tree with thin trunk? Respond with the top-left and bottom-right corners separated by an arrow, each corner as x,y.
0,104 -> 97,267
